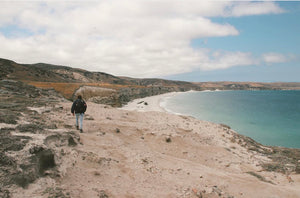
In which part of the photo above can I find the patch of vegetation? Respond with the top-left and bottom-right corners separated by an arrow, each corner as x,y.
246,171 -> 274,184
43,187 -> 70,198
0,110 -> 19,124
165,137 -> 172,143
0,188 -> 10,198
0,128 -> 31,152
17,124 -> 43,133
98,190 -> 109,198
68,136 -> 77,146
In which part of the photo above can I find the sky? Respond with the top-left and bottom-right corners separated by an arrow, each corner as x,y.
0,0 -> 299,82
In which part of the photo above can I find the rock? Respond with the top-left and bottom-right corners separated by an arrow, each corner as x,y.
0,188 -> 10,198
0,152 -> 15,166
68,136 -> 77,146
10,148 -> 56,188
212,186 -> 223,196
220,123 -> 231,129
192,189 -> 203,198
0,80 -> 72,193
42,187 -> 70,198
29,146 -> 45,154
98,190 -> 109,198
0,110 -> 19,124
0,128 -> 31,152
85,116 -> 95,120
44,134 -> 62,146
94,171 -> 101,176
97,132 -> 106,136
37,149 -> 56,174
12,171 -> 38,188
44,132 -> 80,147
0,128 -> 50,189
46,123 -> 58,129
16,124 -> 43,133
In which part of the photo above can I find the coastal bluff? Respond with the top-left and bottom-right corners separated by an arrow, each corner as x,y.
1,57 -> 300,108
1,80 -> 300,198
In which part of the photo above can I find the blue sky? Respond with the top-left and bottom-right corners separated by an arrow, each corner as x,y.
166,1 -> 300,82
0,1 -> 299,82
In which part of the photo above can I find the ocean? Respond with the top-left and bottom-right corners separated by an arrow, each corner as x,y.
161,90 -> 300,148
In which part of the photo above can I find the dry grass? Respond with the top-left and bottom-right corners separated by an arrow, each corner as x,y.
26,82 -> 81,99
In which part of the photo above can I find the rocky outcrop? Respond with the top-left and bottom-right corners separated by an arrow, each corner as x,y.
86,86 -> 191,107
74,86 -> 116,101
73,85 -> 193,107
0,80 -> 80,196
228,129 -> 300,175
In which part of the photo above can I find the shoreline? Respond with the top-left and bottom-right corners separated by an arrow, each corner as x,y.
120,89 -> 223,113
120,91 -> 182,113
6,92 -> 300,197
120,90 -> 199,113
122,90 -> 300,149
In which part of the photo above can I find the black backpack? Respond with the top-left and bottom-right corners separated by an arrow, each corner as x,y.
75,99 -> 86,113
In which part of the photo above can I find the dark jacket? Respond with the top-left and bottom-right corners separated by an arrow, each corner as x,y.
71,99 -> 87,114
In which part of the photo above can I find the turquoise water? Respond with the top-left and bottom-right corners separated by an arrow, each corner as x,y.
162,90 -> 300,148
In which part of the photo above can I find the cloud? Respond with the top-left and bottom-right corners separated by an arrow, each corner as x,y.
228,2 -> 285,17
201,51 -> 259,70
0,1 -> 287,77
262,53 -> 294,64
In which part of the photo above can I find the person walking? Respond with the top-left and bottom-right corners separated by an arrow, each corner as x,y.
71,95 -> 87,133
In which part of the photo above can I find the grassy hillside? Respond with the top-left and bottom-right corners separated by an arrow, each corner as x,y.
1,57 -> 299,103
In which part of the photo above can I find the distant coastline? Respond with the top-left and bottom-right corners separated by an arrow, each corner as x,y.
1,58 -> 300,107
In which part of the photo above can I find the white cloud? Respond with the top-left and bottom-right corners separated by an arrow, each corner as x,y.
201,51 -> 259,70
229,2 -> 285,17
262,53 -> 294,64
0,1 -> 287,78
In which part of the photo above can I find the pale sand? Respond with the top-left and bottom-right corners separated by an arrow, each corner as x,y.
120,92 -> 180,113
12,95 -> 300,198
121,91 -> 197,114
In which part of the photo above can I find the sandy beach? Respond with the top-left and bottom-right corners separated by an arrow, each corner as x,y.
121,91 -> 198,113
120,92 -> 179,113
10,93 -> 300,198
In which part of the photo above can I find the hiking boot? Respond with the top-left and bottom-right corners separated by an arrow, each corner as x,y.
80,129 -> 83,133
76,125 -> 79,130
